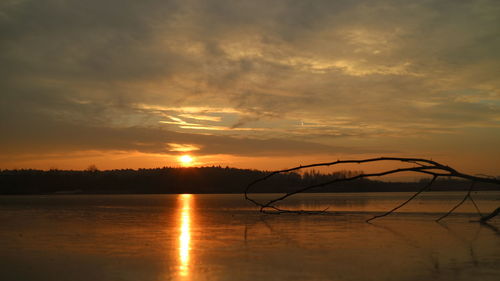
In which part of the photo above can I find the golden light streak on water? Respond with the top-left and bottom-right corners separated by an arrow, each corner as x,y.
178,194 -> 192,278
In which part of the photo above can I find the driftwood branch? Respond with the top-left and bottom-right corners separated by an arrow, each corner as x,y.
366,175 -> 437,223
480,208 -> 500,223
244,157 -> 500,222
436,181 -> 476,222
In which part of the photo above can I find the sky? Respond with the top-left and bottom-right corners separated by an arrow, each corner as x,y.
1,0 -> 499,176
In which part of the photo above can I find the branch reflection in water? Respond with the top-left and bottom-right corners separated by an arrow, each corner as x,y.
178,194 -> 193,279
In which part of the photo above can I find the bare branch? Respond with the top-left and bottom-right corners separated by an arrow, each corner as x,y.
244,157 -> 500,223
469,194 -> 482,217
436,182 -> 476,222
366,176 -> 437,223
480,207 -> 500,223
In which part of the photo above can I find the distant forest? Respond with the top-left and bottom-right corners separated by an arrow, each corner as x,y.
1,166 -> 498,195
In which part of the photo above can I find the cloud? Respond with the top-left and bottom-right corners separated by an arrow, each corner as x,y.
0,109 -> 367,158
178,114 -> 222,122
167,143 -> 200,152
1,0 -> 499,167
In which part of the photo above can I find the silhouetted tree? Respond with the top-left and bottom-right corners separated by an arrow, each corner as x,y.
85,164 -> 99,172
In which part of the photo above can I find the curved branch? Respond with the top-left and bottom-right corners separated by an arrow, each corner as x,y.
244,157 -> 500,222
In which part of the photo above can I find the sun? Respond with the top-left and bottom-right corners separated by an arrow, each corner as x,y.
179,155 -> 194,166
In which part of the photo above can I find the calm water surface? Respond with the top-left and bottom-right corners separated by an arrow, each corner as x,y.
0,192 -> 499,281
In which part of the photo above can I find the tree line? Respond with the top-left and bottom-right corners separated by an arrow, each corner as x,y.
0,166 -> 498,195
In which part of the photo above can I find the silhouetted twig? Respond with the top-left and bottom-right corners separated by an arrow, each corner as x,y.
366,176 -> 437,223
480,207 -> 500,223
436,181 -> 476,222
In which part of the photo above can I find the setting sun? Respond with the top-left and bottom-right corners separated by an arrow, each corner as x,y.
179,155 -> 194,165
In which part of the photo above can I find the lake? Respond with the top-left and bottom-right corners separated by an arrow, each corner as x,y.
0,192 -> 499,281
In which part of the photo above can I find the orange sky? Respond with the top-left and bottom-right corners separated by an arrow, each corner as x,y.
0,0 -> 499,178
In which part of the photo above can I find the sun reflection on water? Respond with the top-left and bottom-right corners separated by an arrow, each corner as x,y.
178,194 -> 192,278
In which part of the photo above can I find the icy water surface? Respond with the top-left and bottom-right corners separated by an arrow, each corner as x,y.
0,192 -> 499,281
